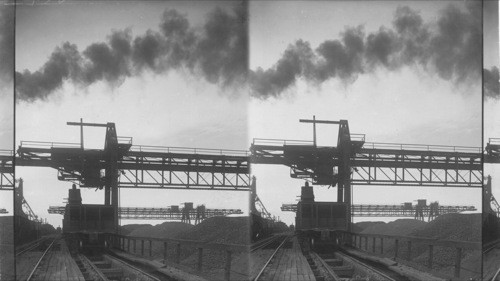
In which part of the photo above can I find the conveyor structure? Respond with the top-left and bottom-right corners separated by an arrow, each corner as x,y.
16,120 -> 250,231
251,117 -> 482,230
48,204 -> 243,224
281,202 -> 476,218
0,150 -> 14,190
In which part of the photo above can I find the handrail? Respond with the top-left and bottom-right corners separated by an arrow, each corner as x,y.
19,141 -> 81,149
488,138 -> 500,145
252,138 -> 314,146
109,233 -> 248,252
0,149 -> 13,156
339,230 -> 481,250
129,145 -> 249,157
362,142 -> 481,153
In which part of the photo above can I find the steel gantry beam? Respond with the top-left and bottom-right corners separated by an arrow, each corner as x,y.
48,206 -> 243,221
0,150 -> 14,190
281,203 -> 476,217
251,125 -> 482,188
16,126 -> 250,191
485,138 -> 500,164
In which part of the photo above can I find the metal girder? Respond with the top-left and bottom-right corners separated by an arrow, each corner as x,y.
281,203 -> 476,217
251,139 -> 482,188
117,146 -> 250,190
0,150 -> 14,190
16,142 -> 250,190
351,147 -> 482,187
48,206 -> 243,220
485,138 -> 500,163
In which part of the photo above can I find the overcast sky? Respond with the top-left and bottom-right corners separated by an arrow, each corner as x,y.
484,0 -> 500,209
15,1 -> 249,227
3,0 -> 499,228
249,1 -> 484,225
0,3 -> 14,215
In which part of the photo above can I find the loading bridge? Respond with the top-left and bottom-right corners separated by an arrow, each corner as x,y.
0,150 -> 14,189
16,120 -> 250,232
251,117 -> 482,231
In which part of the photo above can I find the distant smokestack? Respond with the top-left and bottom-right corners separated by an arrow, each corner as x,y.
250,2 -> 482,99
16,2 -> 248,102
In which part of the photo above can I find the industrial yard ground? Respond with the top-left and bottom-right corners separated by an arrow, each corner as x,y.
353,213 -> 481,280
120,216 -> 250,281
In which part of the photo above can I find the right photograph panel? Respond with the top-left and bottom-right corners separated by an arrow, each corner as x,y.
249,1 -> 483,280
483,0 -> 500,280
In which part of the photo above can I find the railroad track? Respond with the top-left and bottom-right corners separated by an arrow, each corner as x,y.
74,249 -> 172,281
253,235 -> 289,281
251,234 -> 288,252
484,239 -> 500,281
484,238 -> 500,254
16,236 -> 52,256
308,249 -> 409,281
25,237 -> 58,281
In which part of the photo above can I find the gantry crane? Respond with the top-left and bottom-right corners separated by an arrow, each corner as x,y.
251,117 -> 482,231
281,201 -> 476,221
48,204 -> 243,223
250,176 -> 274,221
0,149 -> 14,190
484,139 -> 500,218
16,120 -> 250,232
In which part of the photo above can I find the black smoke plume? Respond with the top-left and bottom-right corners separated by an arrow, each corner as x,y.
0,5 -> 14,85
16,3 -> 248,102
484,67 -> 499,99
250,3 -> 482,98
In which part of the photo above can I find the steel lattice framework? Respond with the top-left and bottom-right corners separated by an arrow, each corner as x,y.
251,139 -> 482,188
16,142 -> 250,191
0,150 -> 14,190
351,143 -> 482,187
281,203 -> 476,217
48,206 -> 243,220
118,146 -> 250,190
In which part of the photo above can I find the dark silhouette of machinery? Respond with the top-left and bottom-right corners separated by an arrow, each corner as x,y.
48,198 -> 242,224
16,120 -> 250,234
13,179 -> 42,245
282,199 -> 474,222
294,182 -> 348,231
0,149 -> 13,190
483,139 -> 500,243
251,117 -> 482,233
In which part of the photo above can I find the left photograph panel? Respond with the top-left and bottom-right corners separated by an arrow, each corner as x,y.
14,1 -> 250,281
0,2 -> 15,281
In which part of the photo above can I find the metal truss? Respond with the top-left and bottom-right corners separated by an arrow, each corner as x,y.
118,146 -> 250,190
251,139 -> 482,188
48,206 -> 243,220
17,142 -> 250,190
351,144 -> 482,187
281,203 -> 476,217
0,150 -> 14,190
485,138 -> 500,163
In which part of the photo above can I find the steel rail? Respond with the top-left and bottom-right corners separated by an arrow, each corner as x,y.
103,253 -> 161,281
253,236 -> 288,281
484,238 -> 500,254
16,237 -> 50,256
251,235 -> 285,252
79,254 -> 109,281
26,238 -> 57,281
492,266 -> 500,281
335,251 -> 397,281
